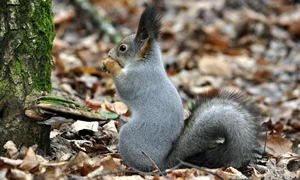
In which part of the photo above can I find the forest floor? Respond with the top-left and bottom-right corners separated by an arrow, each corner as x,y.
1,0 -> 300,179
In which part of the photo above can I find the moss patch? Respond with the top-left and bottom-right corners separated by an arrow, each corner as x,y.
16,0 -> 55,93
15,60 -> 22,75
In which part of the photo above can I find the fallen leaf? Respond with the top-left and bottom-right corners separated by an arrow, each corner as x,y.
105,102 -> 128,115
289,23 -> 300,39
113,102 -> 128,115
4,141 -> 19,159
19,147 -> 39,171
102,121 -> 118,144
104,175 -> 145,180
198,55 -> 232,78
68,151 -> 90,168
71,120 -> 99,133
167,168 -> 210,179
86,156 -> 124,179
0,157 -> 23,167
9,169 -> 33,180
100,156 -> 119,172
216,167 -> 247,179
0,169 -> 8,180
266,135 -> 293,157
86,98 -> 102,110
248,166 -> 264,180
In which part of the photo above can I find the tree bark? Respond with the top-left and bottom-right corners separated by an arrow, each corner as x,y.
0,0 -> 55,155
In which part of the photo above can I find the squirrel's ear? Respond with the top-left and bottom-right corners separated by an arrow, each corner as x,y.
135,5 -> 161,43
137,38 -> 151,58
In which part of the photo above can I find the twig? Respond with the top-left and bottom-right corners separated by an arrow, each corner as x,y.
176,159 -> 225,180
72,0 -> 121,43
89,163 -> 180,178
89,169 -> 166,178
142,151 -> 162,173
89,159 -> 225,179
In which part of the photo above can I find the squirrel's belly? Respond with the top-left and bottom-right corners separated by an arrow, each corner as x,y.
118,124 -> 172,171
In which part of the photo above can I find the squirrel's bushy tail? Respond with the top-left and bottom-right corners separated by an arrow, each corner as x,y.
168,89 -> 261,169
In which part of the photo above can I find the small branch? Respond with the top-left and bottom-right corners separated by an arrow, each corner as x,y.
89,159 -> 225,179
142,151 -> 162,173
73,0 -> 122,43
89,169 -> 166,178
176,159 -> 225,180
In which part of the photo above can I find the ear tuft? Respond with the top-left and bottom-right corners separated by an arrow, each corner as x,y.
135,5 -> 162,42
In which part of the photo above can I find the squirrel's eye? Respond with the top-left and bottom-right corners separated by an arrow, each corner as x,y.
119,44 -> 127,52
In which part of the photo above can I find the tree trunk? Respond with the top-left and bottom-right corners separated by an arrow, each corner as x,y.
0,0 -> 55,155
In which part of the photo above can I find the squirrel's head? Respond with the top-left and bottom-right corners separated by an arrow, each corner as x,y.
108,5 -> 162,68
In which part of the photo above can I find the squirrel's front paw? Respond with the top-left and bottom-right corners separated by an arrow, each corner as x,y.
99,60 -> 108,72
100,58 -> 122,75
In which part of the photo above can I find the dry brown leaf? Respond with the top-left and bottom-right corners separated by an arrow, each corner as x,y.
85,97 -> 103,110
102,121 -> 118,144
273,10 -> 300,26
105,102 -> 128,115
19,147 -> 39,171
289,23 -> 300,39
166,168 -> 210,179
112,158 -> 126,171
43,167 -> 65,179
248,166 -> 264,180
53,37 -> 70,52
0,157 -> 23,167
53,9 -> 75,24
100,156 -> 119,172
68,151 -> 90,168
253,69 -> 272,83
86,156 -> 124,179
207,33 -> 229,51
266,135 -> 293,157
9,169 -> 33,180
112,102 -> 128,115
198,55 -> 232,78
4,141 -> 19,159
216,167 -> 247,179
79,162 -> 99,176
103,175 -> 145,180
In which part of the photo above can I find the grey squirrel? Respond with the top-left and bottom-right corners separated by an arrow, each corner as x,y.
100,5 -> 261,172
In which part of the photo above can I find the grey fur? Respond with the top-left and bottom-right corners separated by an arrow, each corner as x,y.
107,5 -> 261,172
112,40 -> 184,171
166,90 -> 261,169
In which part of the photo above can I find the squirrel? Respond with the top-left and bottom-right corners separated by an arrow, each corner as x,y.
100,5 -> 261,172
